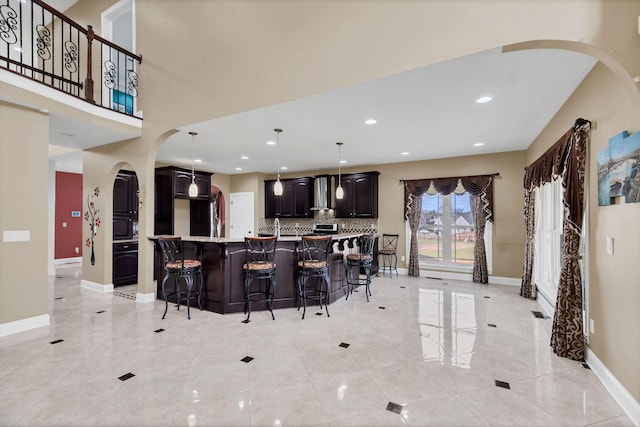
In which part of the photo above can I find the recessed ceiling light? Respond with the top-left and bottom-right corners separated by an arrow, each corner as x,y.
267,140 -> 276,145
194,159 -> 203,163
235,167 -> 242,171
474,142 -> 485,147
401,152 -> 409,155
280,166 -> 288,170
365,119 -> 377,125
240,156 -> 249,160
475,96 -> 493,104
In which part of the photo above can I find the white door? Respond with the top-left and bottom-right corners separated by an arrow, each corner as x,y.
230,192 -> 254,239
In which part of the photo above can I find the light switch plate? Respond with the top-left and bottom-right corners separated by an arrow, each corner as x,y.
606,236 -> 613,255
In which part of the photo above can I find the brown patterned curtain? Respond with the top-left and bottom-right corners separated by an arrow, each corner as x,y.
404,180 -> 429,276
403,176 -> 494,279
520,189 -> 536,299
522,118 -> 590,361
471,195 -> 488,284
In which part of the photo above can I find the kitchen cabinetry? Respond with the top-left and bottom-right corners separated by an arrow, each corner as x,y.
334,172 -> 379,218
264,177 -> 314,218
113,170 -> 138,241
113,241 -> 138,287
154,166 -> 212,236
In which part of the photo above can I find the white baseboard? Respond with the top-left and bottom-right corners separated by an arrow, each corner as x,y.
81,280 -> 114,293
535,286 -> 556,318
586,347 -> 640,426
55,257 -> 82,265
0,314 -> 50,337
136,292 -> 155,303
489,276 -> 521,286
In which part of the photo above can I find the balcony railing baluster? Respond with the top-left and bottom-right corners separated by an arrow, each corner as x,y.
0,0 -> 141,118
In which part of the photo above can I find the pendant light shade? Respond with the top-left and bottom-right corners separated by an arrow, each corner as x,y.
336,142 -> 344,200
273,179 -> 283,196
273,128 -> 283,196
188,131 -> 198,198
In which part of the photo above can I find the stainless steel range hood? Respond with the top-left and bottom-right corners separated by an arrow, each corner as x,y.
311,175 -> 333,211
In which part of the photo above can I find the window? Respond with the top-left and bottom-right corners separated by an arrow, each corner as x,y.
417,191 -> 476,266
533,179 -> 563,302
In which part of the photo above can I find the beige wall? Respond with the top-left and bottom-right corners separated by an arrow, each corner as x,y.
0,103 -> 49,324
527,62 -> 640,401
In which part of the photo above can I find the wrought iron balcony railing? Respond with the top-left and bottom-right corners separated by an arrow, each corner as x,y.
0,0 -> 142,118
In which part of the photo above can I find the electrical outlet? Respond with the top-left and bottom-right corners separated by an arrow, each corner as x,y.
590,318 -> 595,334
401,255 -> 405,262
606,236 -> 614,255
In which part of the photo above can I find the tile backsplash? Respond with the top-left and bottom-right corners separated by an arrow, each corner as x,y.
259,212 -> 378,235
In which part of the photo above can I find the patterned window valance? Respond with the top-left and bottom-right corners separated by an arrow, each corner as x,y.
403,173 -> 496,222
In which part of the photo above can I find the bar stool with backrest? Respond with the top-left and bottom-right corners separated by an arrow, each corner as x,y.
157,236 -> 203,319
296,235 -> 333,319
345,233 -> 377,302
378,233 -> 399,278
242,236 -> 278,323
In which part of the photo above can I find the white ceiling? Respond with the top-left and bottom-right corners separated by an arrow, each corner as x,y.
156,47 -> 596,176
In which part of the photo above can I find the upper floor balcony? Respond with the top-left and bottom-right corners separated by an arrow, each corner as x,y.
1,0 -> 142,119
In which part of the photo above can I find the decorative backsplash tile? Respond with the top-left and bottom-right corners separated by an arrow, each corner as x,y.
259,212 -> 378,235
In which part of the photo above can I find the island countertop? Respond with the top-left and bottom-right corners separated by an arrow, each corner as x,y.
150,233 -> 371,316
148,232 -> 365,244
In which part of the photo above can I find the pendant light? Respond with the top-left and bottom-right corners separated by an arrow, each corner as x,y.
335,142 -> 344,200
188,131 -> 198,198
273,128 -> 283,196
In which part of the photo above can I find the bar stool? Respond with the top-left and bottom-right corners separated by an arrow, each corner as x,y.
345,234 -> 377,302
157,236 -> 203,319
242,236 -> 278,323
378,234 -> 399,277
297,235 -> 333,319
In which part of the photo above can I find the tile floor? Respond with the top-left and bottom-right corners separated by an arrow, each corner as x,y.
0,264 -> 633,426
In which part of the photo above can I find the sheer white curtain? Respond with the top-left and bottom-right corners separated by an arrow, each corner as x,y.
533,178 -> 563,304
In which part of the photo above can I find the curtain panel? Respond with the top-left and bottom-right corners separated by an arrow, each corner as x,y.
403,174 -> 495,280
521,118 -> 590,361
520,189 -> 536,299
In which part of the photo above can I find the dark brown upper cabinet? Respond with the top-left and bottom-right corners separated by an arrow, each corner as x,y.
333,172 -> 379,218
264,177 -> 314,218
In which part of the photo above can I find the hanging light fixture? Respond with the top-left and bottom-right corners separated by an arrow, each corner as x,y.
188,131 -> 198,198
273,128 -> 283,196
335,142 -> 344,200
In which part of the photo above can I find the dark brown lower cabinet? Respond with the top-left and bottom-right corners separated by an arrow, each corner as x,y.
113,241 -> 138,287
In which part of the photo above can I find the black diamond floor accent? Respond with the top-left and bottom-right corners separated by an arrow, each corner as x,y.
316,312 -> 323,316
400,286 -> 406,288
442,282 -> 449,285
339,342 -> 350,348
495,380 -> 510,389
55,275 -> 63,278
532,311 -> 545,319
484,296 -> 491,299
118,372 -> 135,381
55,297 -> 64,300
154,328 -> 165,333
96,310 -> 106,314
582,363 -> 591,369
487,323 -> 497,328
378,306 -> 386,310
241,356 -> 254,363
49,339 -> 64,344
425,276 -> 442,280
386,401 -> 404,414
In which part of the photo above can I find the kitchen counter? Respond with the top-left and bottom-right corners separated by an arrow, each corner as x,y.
149,233 -> 365,316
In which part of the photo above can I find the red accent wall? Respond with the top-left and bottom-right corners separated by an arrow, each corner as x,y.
55,172 -> 83,259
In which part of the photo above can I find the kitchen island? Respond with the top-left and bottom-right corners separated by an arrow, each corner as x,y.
150,233 -> 364,315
